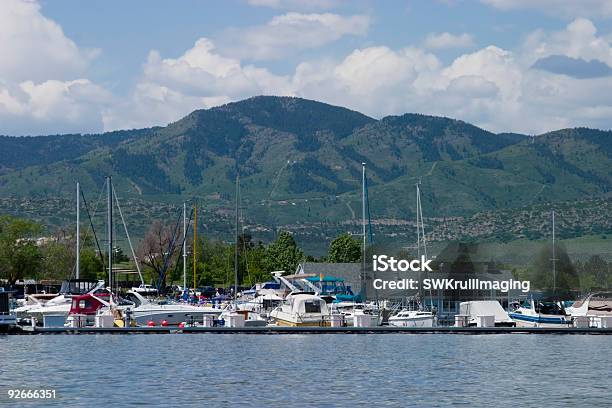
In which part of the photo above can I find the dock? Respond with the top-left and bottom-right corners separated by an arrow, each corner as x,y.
6,325 -> 612,335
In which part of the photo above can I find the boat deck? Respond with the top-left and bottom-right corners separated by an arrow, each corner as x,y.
7,325 -> 612,335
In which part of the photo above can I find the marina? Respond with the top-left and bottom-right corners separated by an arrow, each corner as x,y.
5,323 -> 612,335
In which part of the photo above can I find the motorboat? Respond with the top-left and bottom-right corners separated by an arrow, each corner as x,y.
565,292 -> 612,327
64,292 -> 113,327
219,307 -> 268,327
508,299 -> 571,327
329,301 -> 379,326
124,291 -> 222,326
269,293 -> 330,327
14,280 -> 105,324
457,300 -> 515,327
388,309 -> 435,327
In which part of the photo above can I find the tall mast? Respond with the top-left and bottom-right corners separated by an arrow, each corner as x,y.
416,183 -> 421,260
193,204 -> 197,290
76,181 -> 80,280
361,163 -> 366,292
552,210 -> 556,295
107,176 -> 113,295
183,202 -> 187,291
234,173 -> 239,301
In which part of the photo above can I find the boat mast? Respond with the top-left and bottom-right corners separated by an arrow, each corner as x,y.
552,210 -> 556,295
193,204 -> 197,291
361,163 -> 366,295
234,173 -> 239,301
76,181 -> 80,280
107,176 -> 113,297
416,182 -> 421,305
183,202 -> 187,291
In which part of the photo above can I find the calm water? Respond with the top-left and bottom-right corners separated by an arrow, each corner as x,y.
1,334 -> 610,407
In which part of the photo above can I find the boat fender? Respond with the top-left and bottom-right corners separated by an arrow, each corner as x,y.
147,321 -> 155,326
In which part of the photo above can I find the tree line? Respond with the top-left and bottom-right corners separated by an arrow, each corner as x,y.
0,215 -> 361,288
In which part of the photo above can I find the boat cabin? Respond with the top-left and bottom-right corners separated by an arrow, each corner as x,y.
68,293 -> 110,316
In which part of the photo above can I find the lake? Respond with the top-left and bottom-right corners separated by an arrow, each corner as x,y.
1,334 -> 610,407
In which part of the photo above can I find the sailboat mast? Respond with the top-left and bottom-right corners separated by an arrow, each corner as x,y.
552,210 -> 556,295
76,181 -> 80,280
193,204 -> 197,290
234,174 -> 239,301
361,163 -> 366,291
183,202 -> 187,291
107,176 -> 113,295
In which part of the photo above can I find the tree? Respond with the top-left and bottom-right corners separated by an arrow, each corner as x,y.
264,231 -> 303,274
136,221 -> 179,286
79,248 -> 103,280
529,243 -> 579,297
583,255 -> 609,290
0,216 -> 43,284
328,233 -> 361,263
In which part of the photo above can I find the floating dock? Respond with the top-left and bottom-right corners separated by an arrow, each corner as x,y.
6,326 -> 612,335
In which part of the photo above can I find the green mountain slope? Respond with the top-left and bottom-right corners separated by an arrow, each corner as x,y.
0,96 -> 610,230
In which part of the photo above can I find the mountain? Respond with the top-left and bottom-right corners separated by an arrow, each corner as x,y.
0,95 -> 611,233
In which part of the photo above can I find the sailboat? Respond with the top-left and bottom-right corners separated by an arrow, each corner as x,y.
509,211 -> 570,327
388,182 -> 435,328
15,182 -> 106,325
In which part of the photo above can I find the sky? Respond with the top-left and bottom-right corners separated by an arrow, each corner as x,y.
1,0 -> 612,136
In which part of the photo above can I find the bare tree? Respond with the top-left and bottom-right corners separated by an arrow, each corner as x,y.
136,221 -> 179,285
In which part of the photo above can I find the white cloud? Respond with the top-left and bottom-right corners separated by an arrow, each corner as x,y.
0,0 -> 98,82
523,18 -> 612,66
481,0 -> 612,19
103,38 -> 293,130
0,0 -> 107,135
424,32 -> 474,49
2,1 -> 612,137
219,13 -> 369,60
0,79 -> 111,135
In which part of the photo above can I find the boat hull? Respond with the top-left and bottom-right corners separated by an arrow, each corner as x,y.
388,316 -> 434,328
509,313 -> 570,328
272,318 -> 331,327
133,309 -> 220,326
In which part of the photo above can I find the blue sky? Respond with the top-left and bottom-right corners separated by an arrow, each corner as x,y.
1,0 -> 612,135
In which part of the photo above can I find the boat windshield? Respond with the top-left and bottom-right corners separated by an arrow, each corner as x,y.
304,300 -> 322,313
535,301 -> 564,315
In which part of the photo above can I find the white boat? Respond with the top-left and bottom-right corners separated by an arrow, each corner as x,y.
458,300 -> 515,327
219,306 -> 268,327
566,292 -> 612,316
329,301 -> 379,326
14,280 -> 106,323
565,292 -> 612,327
269,293 -> 330,327
125,291 -> 221,326
388,309 -> 435,327
508,299 -> 571,327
